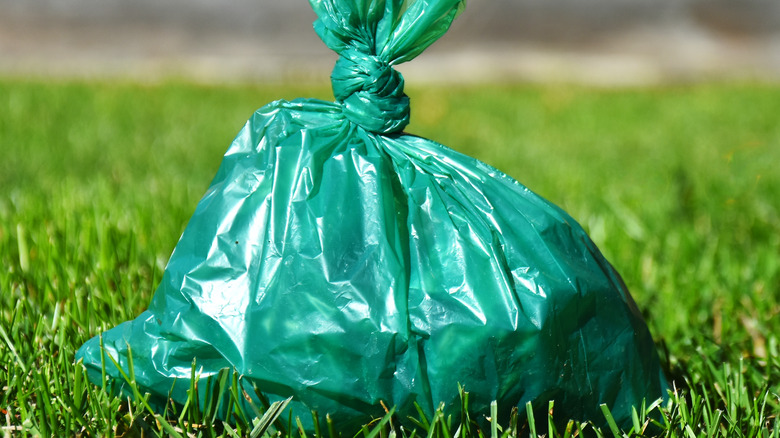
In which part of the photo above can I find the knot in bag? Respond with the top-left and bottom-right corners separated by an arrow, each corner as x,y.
332,49 -> 410,134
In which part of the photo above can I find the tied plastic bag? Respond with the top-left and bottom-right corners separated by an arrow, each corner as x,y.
77,0 -> 669,431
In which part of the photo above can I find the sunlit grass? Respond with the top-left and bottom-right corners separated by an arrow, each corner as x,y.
1,77 -> 779,436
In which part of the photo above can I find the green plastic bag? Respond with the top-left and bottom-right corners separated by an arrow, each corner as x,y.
77,0 -> 668,431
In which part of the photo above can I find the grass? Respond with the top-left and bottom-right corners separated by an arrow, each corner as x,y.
1,77 -> 779,436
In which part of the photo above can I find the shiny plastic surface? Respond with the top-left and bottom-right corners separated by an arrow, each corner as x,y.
77,0 -> 668,431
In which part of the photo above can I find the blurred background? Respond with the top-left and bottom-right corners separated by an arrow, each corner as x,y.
2,0 -> 780,85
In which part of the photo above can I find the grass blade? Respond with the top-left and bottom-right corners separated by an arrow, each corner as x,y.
250,396 -> 292,438
0,324 -> 26,373
599,404 -> 622,438
525,402 -> 536,438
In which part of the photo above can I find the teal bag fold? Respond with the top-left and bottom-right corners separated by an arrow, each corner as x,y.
77,0 -> 668,432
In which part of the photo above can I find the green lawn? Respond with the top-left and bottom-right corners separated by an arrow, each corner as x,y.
1,77 -> 779,436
